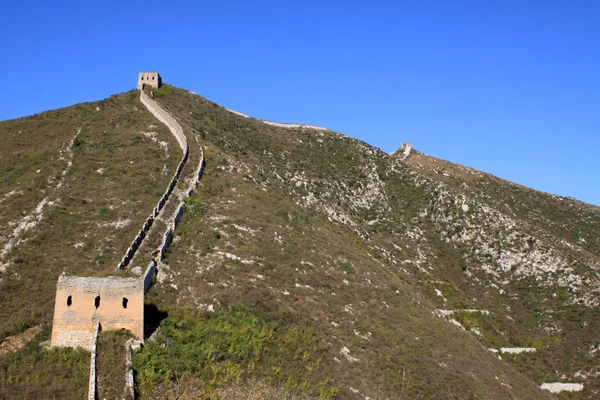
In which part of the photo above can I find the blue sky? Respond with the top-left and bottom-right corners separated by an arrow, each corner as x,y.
2,0 -> 599,205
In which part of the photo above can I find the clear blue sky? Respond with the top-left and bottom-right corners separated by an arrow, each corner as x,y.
2,1 -> 599,205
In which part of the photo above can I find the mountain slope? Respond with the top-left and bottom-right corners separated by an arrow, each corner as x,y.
0,84 -> 598,398
0,90 -> 182,398
132,86 -> 596,398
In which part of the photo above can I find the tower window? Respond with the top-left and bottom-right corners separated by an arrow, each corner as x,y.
67,295 -> 72,307
94,296 -> 101,309
122,297 -> 128,309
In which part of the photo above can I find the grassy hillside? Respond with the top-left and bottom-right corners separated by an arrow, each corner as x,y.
0,326 -> 89,399
1,84 -> 598,398
132,86 -> 600,398
0,90 -> 181,397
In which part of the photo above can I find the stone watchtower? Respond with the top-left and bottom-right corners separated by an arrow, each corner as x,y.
137,72 -> 162,90
51,274 -> 145,350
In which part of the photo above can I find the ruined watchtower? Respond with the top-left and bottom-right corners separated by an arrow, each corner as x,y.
51,274 -> 145,350
137,72 -> 162,90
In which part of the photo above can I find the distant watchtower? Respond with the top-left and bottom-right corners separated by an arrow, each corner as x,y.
138,72 -> 162,90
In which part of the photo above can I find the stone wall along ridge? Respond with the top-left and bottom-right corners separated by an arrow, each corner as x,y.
52,80 -> 207,398
140,149 -> 204,293
140,91 -> 186,150
156,148 -> 205,260
87,321 -> 100,400
143,259 -> 157,293
123,95 -> 206,294
224,107 -> 329,131
124,339 -> 140,399
117,91 -> 189,270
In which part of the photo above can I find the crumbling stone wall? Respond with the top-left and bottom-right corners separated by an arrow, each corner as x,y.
225,107 -> 330,131
51,275 -> 144,350
124,338 -> 140,399
143,260 -> 157,293
51,74 -> 207,399
52,73 -> 206,360
137,72 -> 162,90
87,321 -> 100,400
392,142 -> 412,161
188,148 -> 206,195
117,90 -> 189,270
155,150 -> 205,263
158,228 -> 173,261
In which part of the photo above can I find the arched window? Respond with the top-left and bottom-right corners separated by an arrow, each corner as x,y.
94,296 -> 101,309
67,295 -> 72,307
122,297 -> 128,309
141,77 -> 144,80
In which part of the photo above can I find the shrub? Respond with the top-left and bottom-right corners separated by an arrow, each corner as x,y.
133,304 -> 338,398
153,85 -> 173,98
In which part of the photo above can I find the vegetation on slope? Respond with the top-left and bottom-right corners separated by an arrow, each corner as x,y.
135,304 -> 339,398
0,90 -> 181,395
1,84 -> 599,398
0,327 -> 89,399
404,151 -> 600,395
96,329 -> 134,400
132,86 -> 557,399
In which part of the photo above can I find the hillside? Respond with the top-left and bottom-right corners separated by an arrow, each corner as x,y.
0,90 -> 181,398
1,84 -> 599,399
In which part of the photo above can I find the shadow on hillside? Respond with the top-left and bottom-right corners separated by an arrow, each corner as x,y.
144,303 -> 168,340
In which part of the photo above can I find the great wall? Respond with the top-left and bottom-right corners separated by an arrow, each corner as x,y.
50,73 -> 205,399
225,106 -> 330,131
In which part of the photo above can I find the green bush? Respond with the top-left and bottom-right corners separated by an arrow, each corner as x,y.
153,85 -> 173,98
96,329 -> 134,400
0,328 -> 89,399
133,304 -> 338,398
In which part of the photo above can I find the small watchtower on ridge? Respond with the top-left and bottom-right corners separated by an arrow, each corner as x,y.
138,72 -> 161,90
